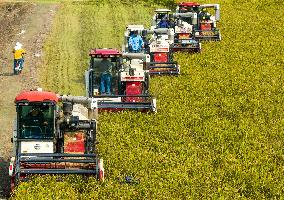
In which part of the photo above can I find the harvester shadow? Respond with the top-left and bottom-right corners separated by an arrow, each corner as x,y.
0,72 -> 14,76
0,157 -> 10,198
74,76 -> 85,84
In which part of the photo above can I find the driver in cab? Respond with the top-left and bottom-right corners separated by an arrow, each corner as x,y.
97,57 -> 114,95
25,108 -> 46,125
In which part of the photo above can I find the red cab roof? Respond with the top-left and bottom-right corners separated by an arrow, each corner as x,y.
178,2 -> 200,7
15,90 -> 59,103
89,48 -> 122,57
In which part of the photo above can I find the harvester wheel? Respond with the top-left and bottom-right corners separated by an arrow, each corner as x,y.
177,65 -> 181,75
218,33 -> 222,41
144,72 -> 150,91
10,177 -> 15,193
93,108 -> 99,120
98,158 -> 104,182
198,43 -> 202,53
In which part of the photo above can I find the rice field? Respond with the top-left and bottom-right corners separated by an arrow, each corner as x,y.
13,0 -> 284,199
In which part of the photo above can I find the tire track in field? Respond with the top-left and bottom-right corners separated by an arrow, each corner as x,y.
0,2 -> 58,197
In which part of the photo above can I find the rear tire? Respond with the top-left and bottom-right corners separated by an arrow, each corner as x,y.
10,177 -> 15,193
98,159 -> 104,182
218,32 -> 222,41
144,72 -> 150,92
14,67 -> 18,75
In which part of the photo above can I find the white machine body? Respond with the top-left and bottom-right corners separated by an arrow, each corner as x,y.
125,25 -> 145,32
120,71 -> 145,82
20,141 -> 54,154
175,22 -> 193,34
149,38 -> 170,53
121,58 -> 146,82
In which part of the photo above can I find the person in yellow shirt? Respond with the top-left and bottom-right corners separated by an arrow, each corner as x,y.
12,42 -> 26,74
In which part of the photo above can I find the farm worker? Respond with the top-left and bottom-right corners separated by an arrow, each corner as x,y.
26,107 -> 45,125
158,16 -> 170,28
168,18 -> 175,28
128,30 -> 144,53
12,42 -> 25,71
25,107 -> 47,137
98,57 -> 113,95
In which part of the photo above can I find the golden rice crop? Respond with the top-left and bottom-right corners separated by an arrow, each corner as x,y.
12,0 -> 284,199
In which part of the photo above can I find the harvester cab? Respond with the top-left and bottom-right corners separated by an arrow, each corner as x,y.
151,9 -> 173,30
85,48 -> 156,112
145,28 -> 180,75
176,2 -> 221,41
122,25 -> 148,53
9,89 -> 104,190
176,2 -> 200,13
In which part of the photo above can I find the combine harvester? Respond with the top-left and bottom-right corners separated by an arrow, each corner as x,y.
176,2 -> 221,41
85,48 -> 157,112
9,89 -> 104,190
123,24 -> 180,75
172,12 -> 201,52
151,9 -> 201,53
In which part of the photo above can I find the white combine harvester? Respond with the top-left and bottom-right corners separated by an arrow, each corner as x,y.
85,48 -> 156,112
123,24 -> 180,75
175,2 -> 221,41
150,8 -> 201,52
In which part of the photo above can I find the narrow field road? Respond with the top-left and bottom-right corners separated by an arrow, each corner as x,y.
0,2 -> 58,197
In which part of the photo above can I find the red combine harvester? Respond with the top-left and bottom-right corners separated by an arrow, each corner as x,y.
171,11 -> 201,53
176,2 -> 221,41
85,48 -> 157,112
150,9 -> 201,54
9,89 -> 104,190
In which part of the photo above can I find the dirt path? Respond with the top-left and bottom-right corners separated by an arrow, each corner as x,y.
0,2 -> 58,197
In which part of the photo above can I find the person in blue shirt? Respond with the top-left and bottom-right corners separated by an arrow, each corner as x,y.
158,17 -> 170,28
128,30 -> 144,53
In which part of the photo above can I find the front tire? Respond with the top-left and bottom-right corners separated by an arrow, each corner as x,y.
177,65 -> 181,75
